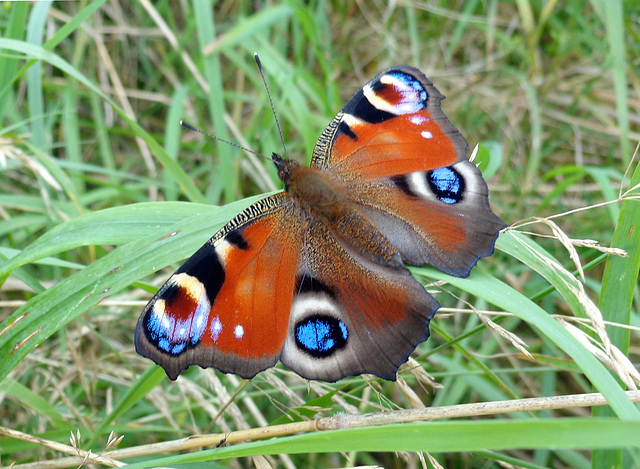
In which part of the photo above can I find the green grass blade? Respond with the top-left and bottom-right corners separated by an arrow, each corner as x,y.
86,366 -> 167,448
0,38 -> 206,203
417,232 -> 640,420
590,0 -> 631,164
122,419 -> 640,467
598,157 -> 640,349
593,151 -> 640,468
0,202 -> 209,282
0,195 -> 265,382
162,85 -> 189,201
193,0 -> 234,203
0,378 -> 72,430
0,3 -> 28,116
202,4 -> 293,56
25,1 -> 50,149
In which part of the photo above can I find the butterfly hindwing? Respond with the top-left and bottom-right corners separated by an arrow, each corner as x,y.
349,160 -> 504,276
280,220 -> 439,381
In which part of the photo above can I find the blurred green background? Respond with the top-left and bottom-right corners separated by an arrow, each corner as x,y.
0,1 -> 639,468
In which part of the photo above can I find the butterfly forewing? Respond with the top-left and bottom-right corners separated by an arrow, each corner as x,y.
312,66 -> 467,177
136,194 -> 302,380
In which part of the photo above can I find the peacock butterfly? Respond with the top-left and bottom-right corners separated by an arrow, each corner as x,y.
135,66 -> 505,382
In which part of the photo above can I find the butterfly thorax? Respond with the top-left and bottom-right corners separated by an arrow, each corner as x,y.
273,154 -> 402,269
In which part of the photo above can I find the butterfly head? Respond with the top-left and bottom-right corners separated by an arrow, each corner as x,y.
272,153 -> 300,187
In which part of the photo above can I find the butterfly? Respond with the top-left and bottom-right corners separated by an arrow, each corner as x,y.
135,66 -> 505,382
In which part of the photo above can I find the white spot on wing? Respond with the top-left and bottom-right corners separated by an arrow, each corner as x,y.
406,171 -> 430,198
342,113 -> 365,127
214,239 -> 232,266
234,324 -> 244,339
211,316 -> 222,342
410,115 -> 428,125
421,131 -> 433,139
291,294 -> 341,317
453,160 -> 485,198
161,316 -> 171,330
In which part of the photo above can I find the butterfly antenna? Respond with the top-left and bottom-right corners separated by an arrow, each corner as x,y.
179,121 -> 271,161
254,52 -> 288,158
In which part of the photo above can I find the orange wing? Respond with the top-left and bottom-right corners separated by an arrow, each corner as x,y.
312,66 -> 467,179
135,194 -> 302,380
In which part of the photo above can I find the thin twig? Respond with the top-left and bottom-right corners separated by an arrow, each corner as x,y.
6,391 -> 640,469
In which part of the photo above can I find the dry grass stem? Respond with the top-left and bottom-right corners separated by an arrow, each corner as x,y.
5,391 -> 640,469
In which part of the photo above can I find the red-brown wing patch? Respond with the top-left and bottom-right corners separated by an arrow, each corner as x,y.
280,221 -> 439,382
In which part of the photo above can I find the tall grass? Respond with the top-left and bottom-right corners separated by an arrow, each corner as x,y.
1,1 -> 638,468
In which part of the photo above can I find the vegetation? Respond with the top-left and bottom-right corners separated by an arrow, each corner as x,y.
0,1 -> 638,467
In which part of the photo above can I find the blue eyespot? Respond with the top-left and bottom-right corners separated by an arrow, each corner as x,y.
157,337 -> 186,355
428,167 -> 465,204
146,312 -> 190,355
144,288 -> 210,356
295,315 -> 348,358
389,71 -> 427,102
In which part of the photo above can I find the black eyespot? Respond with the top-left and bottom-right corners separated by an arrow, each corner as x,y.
427,167 -> 465,204
142,279 -> 210,356
295,315 -> 348,358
